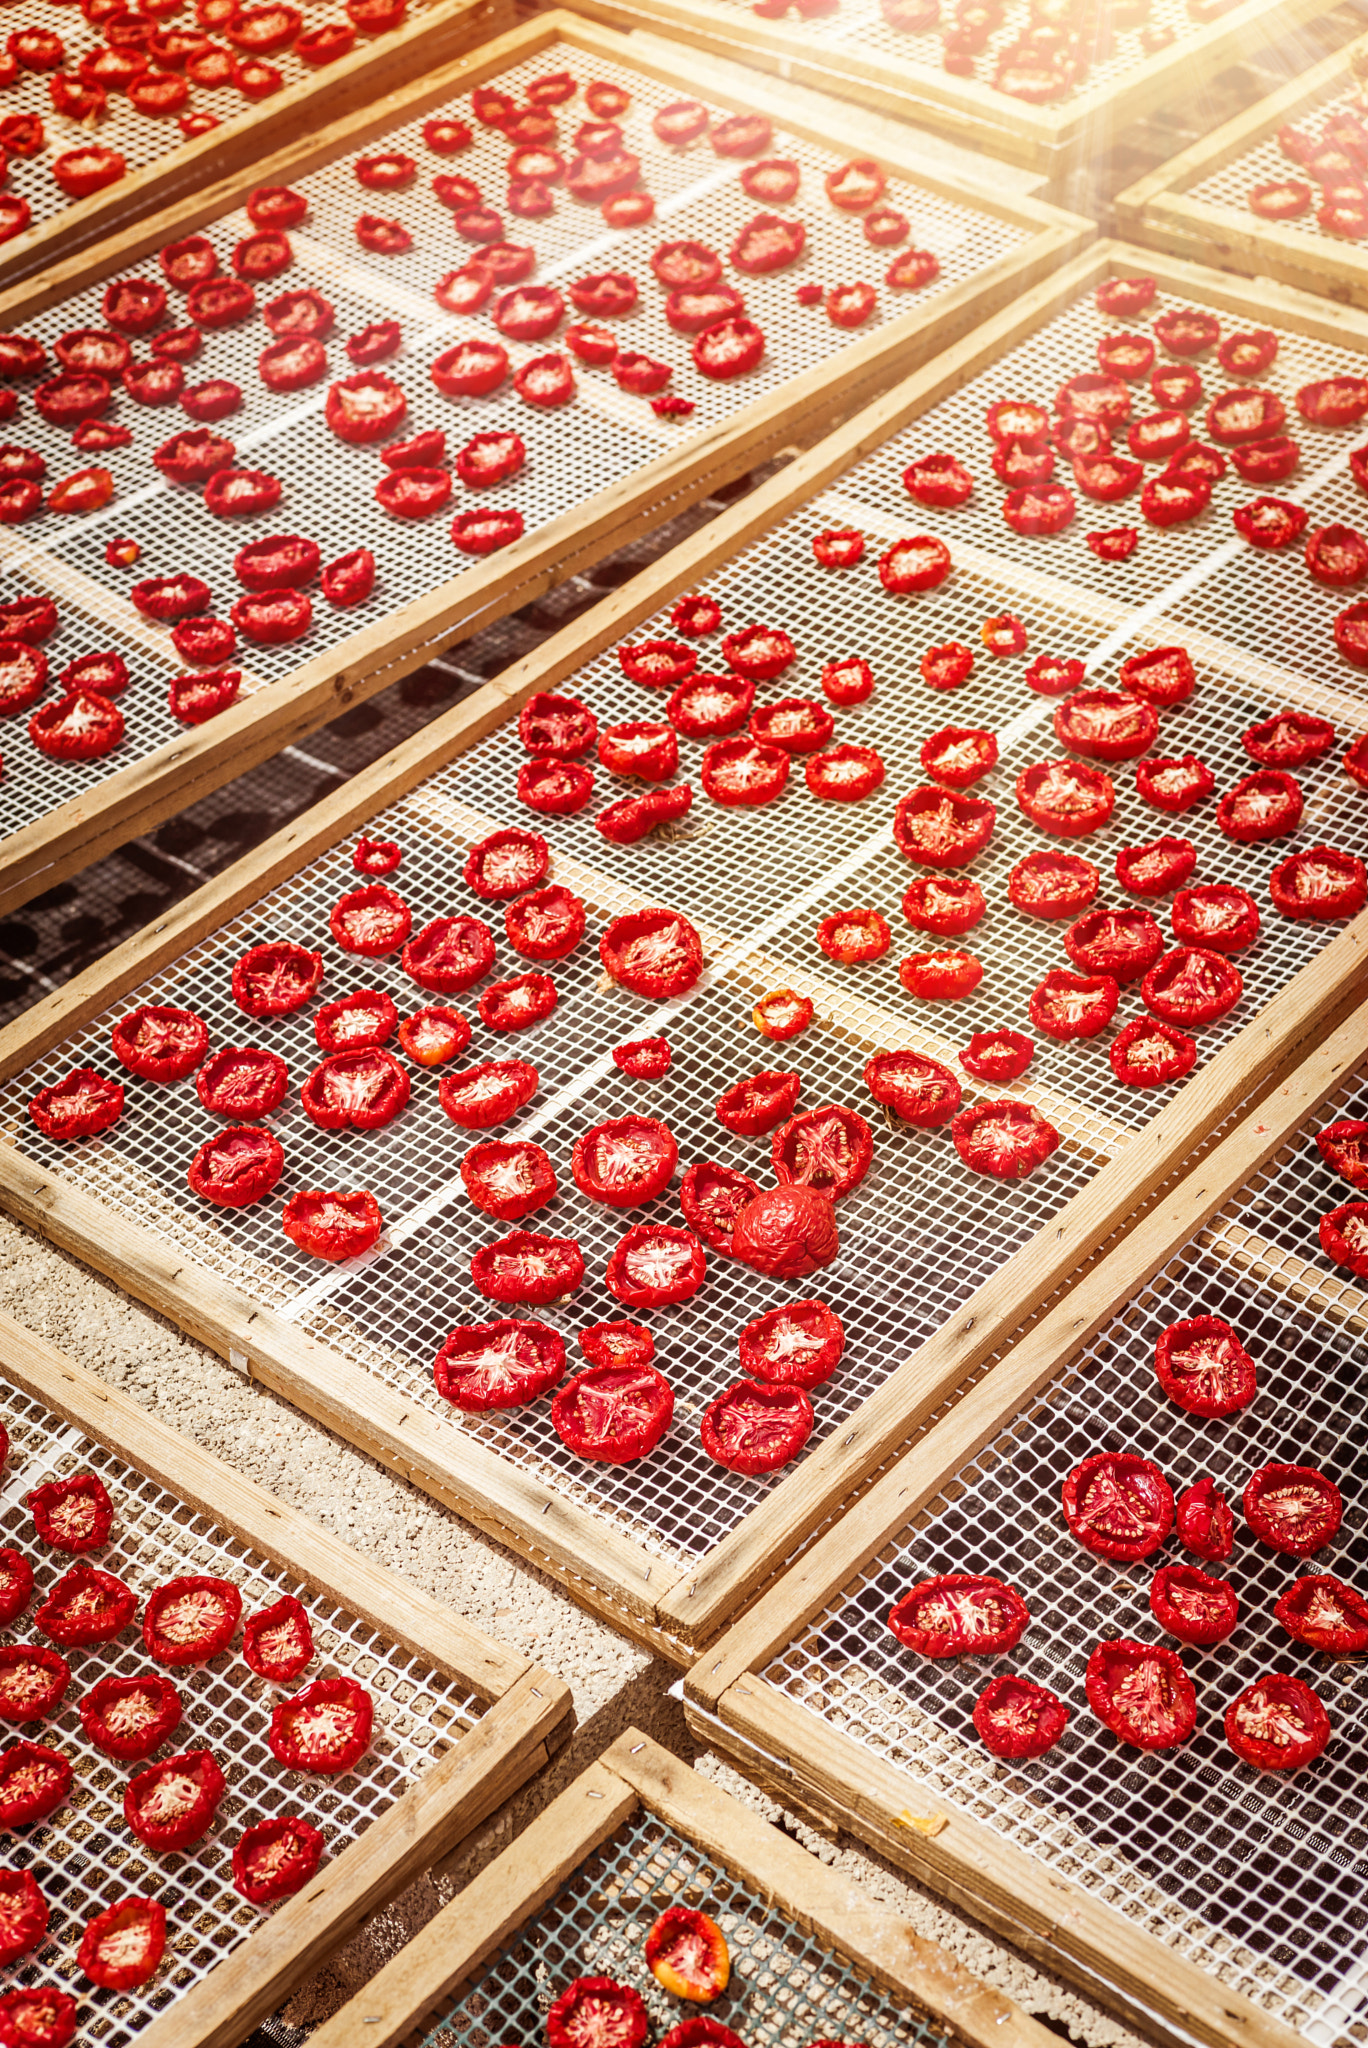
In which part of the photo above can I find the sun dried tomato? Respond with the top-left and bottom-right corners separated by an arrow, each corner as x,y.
1224,1675 -> 1329,1772
1169,1479 -> 1230,1566
1273,845 -> 1367,920
699,1381 -> 813,1475
1003,481 -> 1076,535
397,920 -> 492,1000
196,1048 -> 287,1118
597,909 -> 702,1000
323,369 -> 405,445
28,1067 -> 124,1143
672,1162 -> 756,1258
814,908 -> 890,966
1167,885 -> 1257,958
124,1746 -> 226,1852
812,527 -> 864,568
1298,373 -> 1368,427
314,991 -> 397,1054
1231,436 -> 1301,487
0,1549 -> 31,1631
952,1099 -> 1059,1179
0,1646 -> 70,1727
0,642 -> 45,715
1317,1120 -> 1368,1194
187,1125 -> 285,1207
1141,944 -> 1242,1027
1322,1197 -> 1368,1275
1308,521 -> 1368,586
518,760 -> 593,818
1055,688 -> 1156,763
0,1744 -> 70,1826
1028,968 -> 1117,1041
1003,852 -> 1093,923
1063,907 -> 1162,984
232,1816 -> 324,1905
25,1476 -> 111,1562
1275,1573 -> 1368,1656
1107,1017 -> 1196,1088
899,948 -> 982,1000
692,314 -> 765,379
432,1063 -> 537,1137
772,1105 -> 872,1200
173,658 -> 246,719
0,596 -> 56,647
1132,755 -> 1213,814
459,1137 -> 556,1221
859,1050 -> 959,1130
280,1190 -> 382,1263
888,1572 -> 1030,1658
75,1676 -> 180,1765
35,372 -> 112,430
1016,758 -> 1114,837
893,785 -> 996,866
301,1047 -> 410,1131
76,1897 -> 165,1991
1152,1312 -> 1256,1418
1250,177 -> 1310,218
269,1675 -> 372,1773
469,1234 -> 585,1306
36,1561 -> 136,1649
109,1005 -> 207,1084
551,1361 -> 677,1462
476,972 -> 557,1034
141,1574 -> 241,1665
1087,1640 -> 1195,1751
1064,1451 -> 1173,1560
663,675 -> 751,744
233,939 -> 322,1016
1215,766 -> 1303,843
972,1675 -> 1068,1760
1244,1462 -> 1342,1555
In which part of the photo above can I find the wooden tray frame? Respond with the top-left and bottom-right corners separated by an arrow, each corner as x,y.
301,1727 -> 1060,2048
0,0 -> 507,293
541,0 -> 1330,175
2,236 -> 1368,1667
0,1305 -> 574,2048
0,7 -> 1086,922
1116,29 -> 1368,311
683,999 -> 1368,2048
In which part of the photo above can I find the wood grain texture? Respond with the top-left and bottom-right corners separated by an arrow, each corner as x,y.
701,1684 -> 1306,2048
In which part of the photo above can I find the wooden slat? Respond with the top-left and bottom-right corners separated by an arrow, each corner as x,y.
699,1682 -> 1306,2048
1115,33 -> 1368,311
306,1727 -> 1062,2048
685,992 -> 1368,1708
555,0 -> 1330,174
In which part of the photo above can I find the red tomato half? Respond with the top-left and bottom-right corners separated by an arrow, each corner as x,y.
434,1318 -> 566,1407
242,1595 -> 313,1681
78,1898 -> 165,1990
268,1676 -> 372,1773
460,1140 -> 555,1221
700,1380 -> 813,1474
951,1100 -> 1058,1179
34,1565 -> 136,1647
1086,1640 -> 1195,1751
1029,969 -> 1118,1040
78,1676 -> 181,1762
972,1675 -> 1068,1759
1063,1452 -> 1173,1560
1108,1018 -> 1197,1088
1275,1574 -> 1368,1654
124,1748 -> 225,1851
599,910 -> 703,997
1269,846 -> 1367,919
438,1061 -> 537,1129
1141,946 -> 1242,1027
1243,1463 -> 1342,1555
281,1191 -> 382,1261
887,1573 -> 1030,1657
572,1116 -> 677,1207
1154,1314 -> 1256,1416
232,1817 -> 325,1905
1007,850 -> 1098,918
1225,1676 -> 1330,1771
402,916 -> 495,993
551,1362 -> 674,1460
605,1225 -> 706,1308
26,1474 -> 113,1553
1149,1564 -> 1238,1647
1016,759 -> 1114,836
111,1005 -> 208,1082
772,1105 -> 872,1199
893,786 -> 995,866
0,1648 -> 68,1723
301,1049 -> 409,1131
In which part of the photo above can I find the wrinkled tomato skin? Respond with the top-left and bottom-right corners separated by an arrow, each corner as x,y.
0,1741 -> 73,1824
1276,1574 -> 1368,1654
901,876 -> 985,935
1149,1564 -> 1239,1646
1029,969 -> 1119,1041
863,1050 -> 961,1127
1086,1639 -> 1196,1751
899,949 -> 983,1001
699,1380 -> 813,1475
26,1473 -> 114,1553
124,1747 -> 226,1851
1154,1314 -> 1257,1418
34,1564 -> 137,1647
737,1301 -> 843,1389
79,1676 -> 183,1763
460,1140 -> 556,1222
951,1100 -> 1059,1179
546,1979 -> 650,2048
972,1675 -> 1069,1760
0,1552 -> 33,1629
1116,837 -> 1197,897
232,1816 -> 325,1904
434,1317 -> 566,1408
470,1233 -> 585,1305
1225,1675 -> 1330,1771
1062,1452 -> 1174,1560
887,1573 -> 1030,1657
960,1031 -> 1034,1084
0,1645 -> 70,1727
241,1595 -> 313,1681
1176,1477 -> 1234,1562
605,1225 -> 706,1308
715,1071 -> 800,1137
551,1364 -> 675,1462
143,1574 -> 242,1665
268,1676 -> 373,1774
1141,946 -> 1242,1028
1317,1120 -> 1368,1191
678,1162 -> 760,1257
1243,1463 -> 1342,1555
571,1116 -> 678,1208
732,1185 -> 838,1279
78,1897 -> 166,1991
772,1105 -> 873,1199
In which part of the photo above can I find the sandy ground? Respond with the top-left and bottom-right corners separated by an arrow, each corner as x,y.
0,1207 -> 1146,2048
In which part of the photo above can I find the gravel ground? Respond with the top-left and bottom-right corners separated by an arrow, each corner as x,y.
0,1208 -> 1143,2048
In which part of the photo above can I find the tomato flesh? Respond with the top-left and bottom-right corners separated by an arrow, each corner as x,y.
972,1674 -> 1068,1759
1063,1452 -> 1173,1560
887,1573 -> 1030,1657
1243,1463 -> 1342,1555
1225,1675 -> 1330,1771
1087,1640 -> 1196,1751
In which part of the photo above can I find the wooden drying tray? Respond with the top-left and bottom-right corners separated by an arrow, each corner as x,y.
1,235 -> 1367,1666
683,997 -> 1368,2048
302,1728 -> 1058,2048
0,8 -> 1086,921
545,0 -> 1329,176
0,1307 -> 574,2048
0,0 -> 507,292
1116,29 -> 1368,312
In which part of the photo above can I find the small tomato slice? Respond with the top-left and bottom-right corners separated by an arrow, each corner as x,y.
0,1648 -> 69,1723
124,1748 -> 225,1850
600,910 -> 702,997
888,1573 -> 1030,1657
753,989 -> 813,1040
605,1226 -> 705,1308
232,1816 -> 325,1904
1087,1640 -> 1195,1751
973,1675 -> 1068,1759
268,1676 -> 372,1773
1063,1452 -> 1173,1560
547,1980 -> 649,2048
142,1575 -> 241,1664
1141,946 -> 1242,1027
438,1061 -> 537,1130
700,1381 -> 813,1474
78,1676 -> 181,1762
1108,1018 -> 1197,1088
27,1474 -> 113,1553
1276,1574 -> 1368,1654
737,1301 -> 843,1388
715,1070 -> 800,1137
551,1363 -> 674,1460
951,1100 -> 1058,1178
435,1317 -> 565,1407
460,1140 -> 556,1221
1029,969 -> 1118,1040
242,1595 -> 313,1680
815,908 -> 890,963
1154,1314 -> 1256,1416
1176,1477 -> 1234,1561
677,1162 -> 760,1256
572,1116 -> 677,1207
646,1908 -> 729,2000
1225,1675 -> 1329,1771
1243,1463 -> 1342,1555
78,1898 -> 165,1990
1149,1564 -> 1238,1647
1007,850 -> 1098,919
281,1190 -> 383,1261
1115,836 -> 1196,896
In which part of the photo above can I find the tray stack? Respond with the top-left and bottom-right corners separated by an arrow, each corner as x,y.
0,9 -> 1083,918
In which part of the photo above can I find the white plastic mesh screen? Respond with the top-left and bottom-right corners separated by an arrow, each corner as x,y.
416,1801 -> 948,2048
0,38 -> 1026,842
1186,71 -> 1368,252
0,1377 -> 483,2047
0,0 -> 456,241
618,0 -> 1258,121
763,1062 -> 1368,2046
3,269 -> 1367,1579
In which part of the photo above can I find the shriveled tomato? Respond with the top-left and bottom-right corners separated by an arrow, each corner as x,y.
1016,759 -> 1113,836
0,1554 -> 32,1629
919,725 -> 997,787
1276,1574 -> 1368,1654
0,1744 -> 69,1833
701,1381 -> 813,1474
434,1317 -> 565,1408
464,827 -> 548,901
1141,946 -> 1242,1027
646,1908 -> 730,2001
461,1140 -> 556,1222
232,1817 -> 324,1905
125,1748 -> 225,1851
27,1473 -> 113,1553
600,910 -> 703,997
1063,1451 -> 1173,1560
972,1675 -> 1068,1760
78,1898 -> 165,1990
1108,1018 -> 1196,1088
241,1595 -> 313,1682
951,1100 -> 1058,1179
878,534 -> 952,593
903,452 -> 972,508
35,1565 -> 136,1647
715,1071 -> 799,1138
1054,689 -> 1156,762
732,1185 -> 839,1279
1154,1314 -> 1256,1417
78,1676 -> 181,1763
920,642 -> 974,690
143,1574 -> 241,1664
232,939 -> 322,1016
1149,1564 -> 1238,1647
301,1048 -> 409,1131
111,1005 -> 208,1082
1116,836 -> 1196,896
1087,1640 -> 1195,1751
1006,850 -> 1096,920
402,916 -> 495,993
1243,1463 -> 1342,1555
548,1981 -> 650,2048
900,949 -> 982,1000
1029,969 -> 1118,1040
888,1573 -> 1030,1657
752,990 -> 813,1040
1317,1120 -> 1368,1190
552,1362 -> 675,1460
438,1061 -> 537,1131
29,1070 -> 124,1143
893,786 -> 995,866
1225,1674 -> 1330,1771
269,1675 -> 372,1773
571,1116 -> 677,1209
1270,846 -> 1367,920
771,1106 -> 872,1200
676,1163 -> 759,1256
816,908 -> 890,963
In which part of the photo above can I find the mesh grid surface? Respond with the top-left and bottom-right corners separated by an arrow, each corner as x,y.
4,272 -> 1368,1573
764,1062 -> 1368,2046
415,1801 -> 948,2048
0,39 -> 1027,844
1186,70 -> 1368,251
617,0 -> 1258,121
0,1376 -> 484,2048
0,0 -> 457,242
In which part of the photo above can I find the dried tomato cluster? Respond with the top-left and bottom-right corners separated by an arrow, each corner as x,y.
871,0 -> 1181,100
0,1421 -> 369,2031
0,0 -> 417,244
1251,98 -> 1368,241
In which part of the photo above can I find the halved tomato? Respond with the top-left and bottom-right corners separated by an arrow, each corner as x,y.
887,1573 -> 1029,1657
